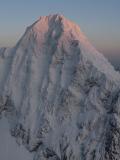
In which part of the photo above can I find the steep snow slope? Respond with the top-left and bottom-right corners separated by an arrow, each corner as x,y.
0,14 -> 120,160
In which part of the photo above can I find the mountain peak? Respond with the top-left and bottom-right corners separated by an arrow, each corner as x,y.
19,14 -> 120,82
1,15 -> 120,160
38,13 -> 64,20
29,14 -> 81,35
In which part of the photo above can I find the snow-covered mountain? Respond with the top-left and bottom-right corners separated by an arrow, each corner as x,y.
0,14 -> 120,160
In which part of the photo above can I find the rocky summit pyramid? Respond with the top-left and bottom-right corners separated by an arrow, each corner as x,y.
0,14 -> 120,160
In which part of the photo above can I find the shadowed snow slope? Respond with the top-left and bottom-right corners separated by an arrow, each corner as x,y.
0,14 -> 120,160
0,117 -> 33,160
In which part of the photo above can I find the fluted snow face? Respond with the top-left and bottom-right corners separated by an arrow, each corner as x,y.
0,14 -> 120,160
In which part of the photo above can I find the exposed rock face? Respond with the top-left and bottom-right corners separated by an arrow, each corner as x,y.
0,14 -> 120,160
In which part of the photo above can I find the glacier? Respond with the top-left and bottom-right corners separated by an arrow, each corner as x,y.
0,14 -> 120,160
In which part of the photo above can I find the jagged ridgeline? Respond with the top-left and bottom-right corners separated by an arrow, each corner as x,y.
0,14 -> 120,160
